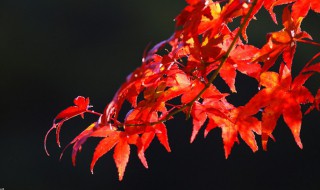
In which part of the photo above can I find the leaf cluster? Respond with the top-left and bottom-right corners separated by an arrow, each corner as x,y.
45,0 -> 320,180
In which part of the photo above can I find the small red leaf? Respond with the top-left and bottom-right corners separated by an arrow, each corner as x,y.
56,96 -> 90,120
44,96 -> 92,155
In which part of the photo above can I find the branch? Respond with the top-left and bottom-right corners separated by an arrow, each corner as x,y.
124,0 -> 258,128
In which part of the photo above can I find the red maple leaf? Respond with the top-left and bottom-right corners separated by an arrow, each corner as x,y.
188,83 -> 229,142
252,6 -> 312,72
175,0 -> 222,40
62,114 -> 171,181
191,99 -> 261,158
68,124 -> 133,181
44,96 -> 100,155
263,0 -> 296,23
292,0 -> 320,20
243,64 -> 314,150
122,108 -> 171,170
187,82 -> 261,158
305,89 -> 320,114
220,44 -> 261,92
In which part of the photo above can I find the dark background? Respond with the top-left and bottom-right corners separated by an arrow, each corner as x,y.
1,0 -> 320,189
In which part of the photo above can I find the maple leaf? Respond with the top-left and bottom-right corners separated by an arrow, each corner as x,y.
175,0 -> 222,40
205,0 -> 264,41
101,54 -> 169,125
135,131 -> 154,169
179,26 -> 231,80
181,79 -> 227,104
292,57 -> 320,114
205,106 -> 261,158
61,107 -> 171,181
305,89 -> 320,114
113,137 -> 131,181
252,6 -> 312,72
182,25 -> 261,93
263,0 -> 296,23
190,98 -> 230,143
157,67 -> 191,102
63,120 -> 139,181
187,82 -> 261,158
243,64 -> 314,150
44,96 -> 93,155
61,119 -> 139,181
123,108 -> 171,169
220,44 -> 261,92
132,123 -> 171,169
184,81 -> 228,141
90,131 -> 120,173
292,0 -> 320,20
70,124 -> 118,166
294,60 -> 320,114
239,0 -> 264,41
291,52 -> 320,89
175,0 -> 259,40
125,110 -> 171,151
191,99 -> 262,158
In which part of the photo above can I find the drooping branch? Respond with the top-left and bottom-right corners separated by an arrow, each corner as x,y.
45,0 -> 320,181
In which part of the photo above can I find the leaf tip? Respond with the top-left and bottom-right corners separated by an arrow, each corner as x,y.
204,130 -> 209,138
295,136 -> 303,149
118,173 -> 124,181
90,162 -> 95,174
224,151 -> 230,159
190,131 -> 197,143
138,151 -> 149,168
262,139 -> 268,151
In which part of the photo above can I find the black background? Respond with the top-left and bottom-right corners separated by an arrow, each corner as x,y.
1,0 -> 320,189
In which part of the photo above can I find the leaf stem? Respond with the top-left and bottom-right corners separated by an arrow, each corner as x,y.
86,110 -> 103,116
296,39 -> 320,47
